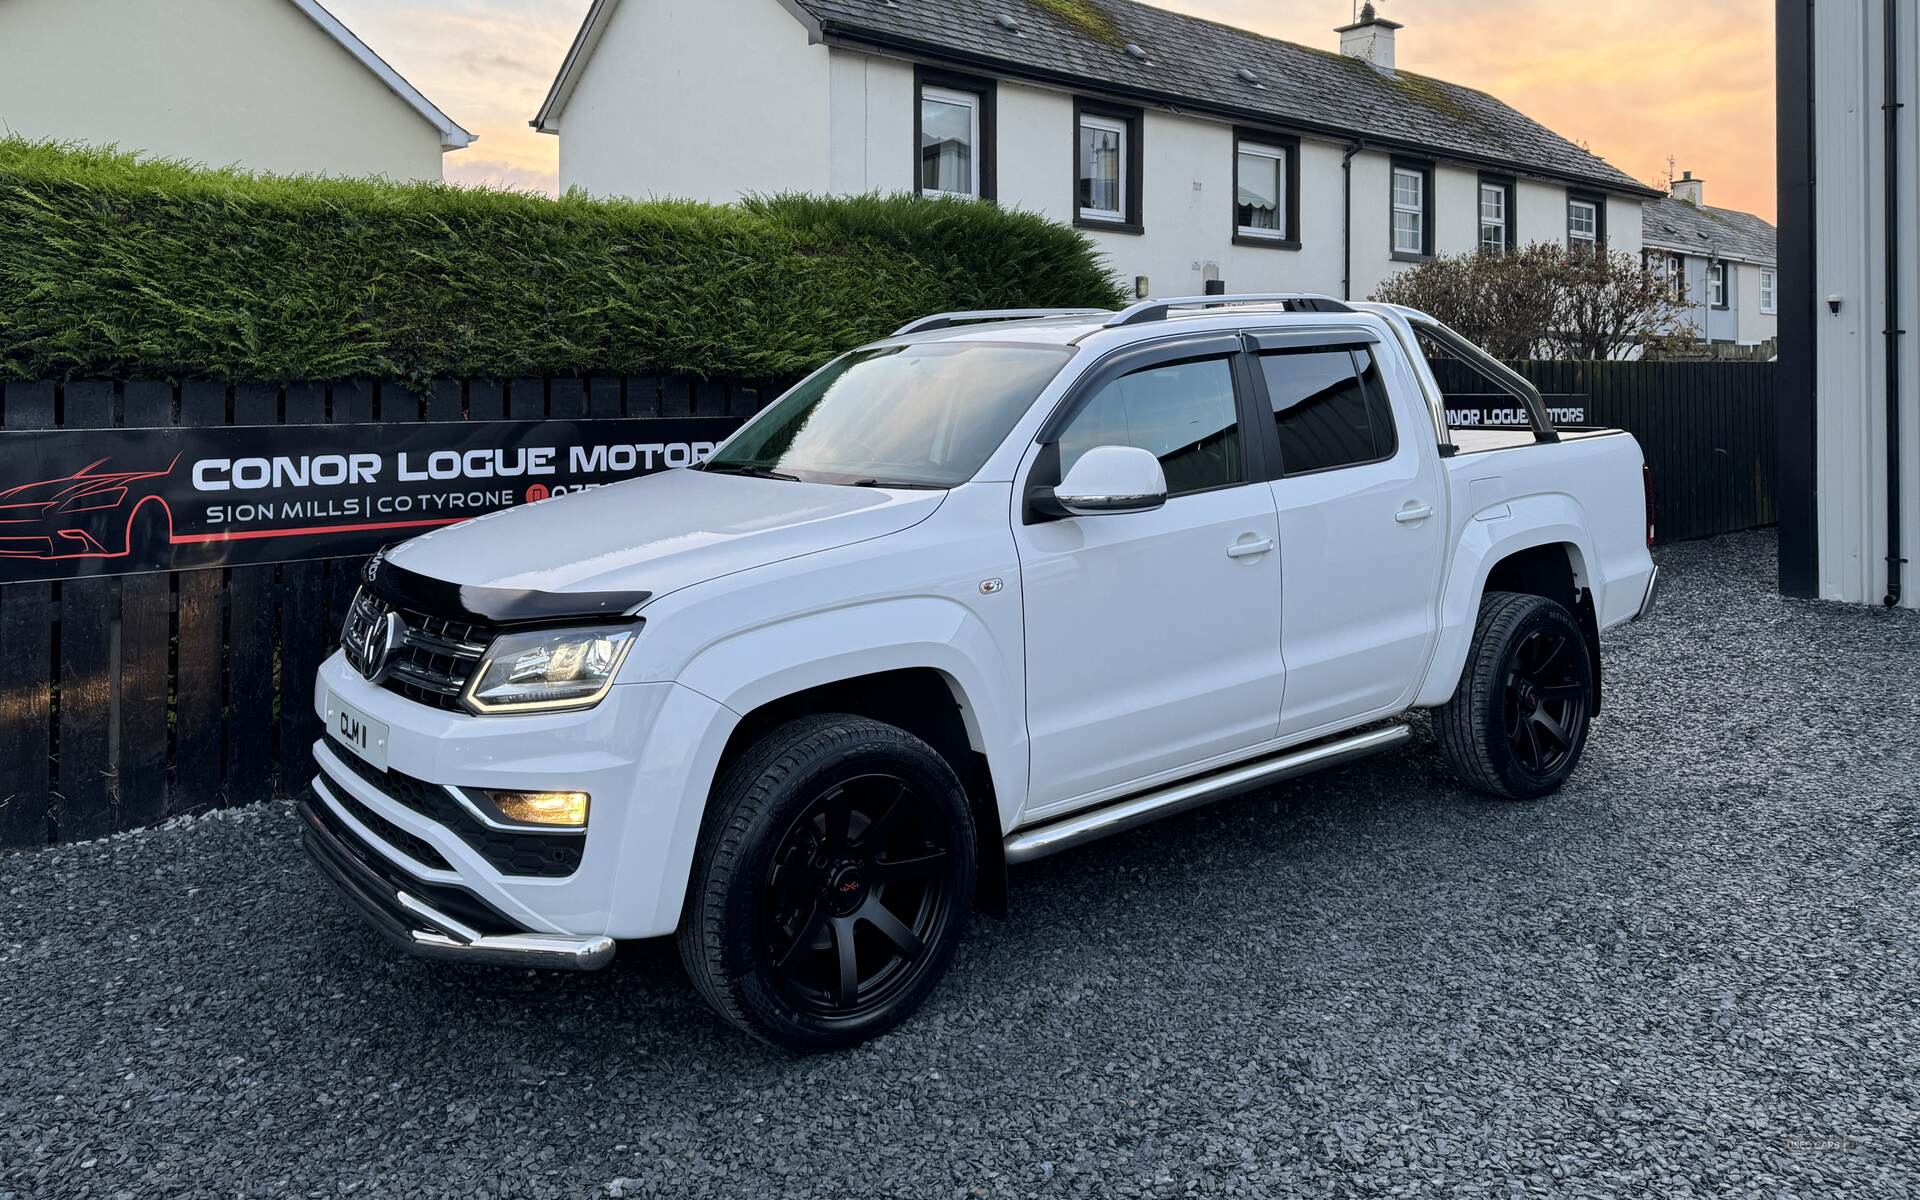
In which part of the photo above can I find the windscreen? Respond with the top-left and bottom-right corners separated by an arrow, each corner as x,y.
703,342 -> 1075,488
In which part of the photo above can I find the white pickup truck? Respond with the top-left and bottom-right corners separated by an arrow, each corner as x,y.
303,295 -> 1658,1051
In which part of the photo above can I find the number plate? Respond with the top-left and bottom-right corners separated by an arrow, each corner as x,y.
324,690 -> 390,773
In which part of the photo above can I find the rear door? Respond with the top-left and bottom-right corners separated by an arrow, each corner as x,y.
1249,333 -> 1446,739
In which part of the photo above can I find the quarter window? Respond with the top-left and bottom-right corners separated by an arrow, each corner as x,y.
1057,357 -> 1243,497
1262,347 -> 1398,475
919,85 -> 981,198
1236,140 -> 1290,241
1078,113 -> 1128,223
1392,165 -> 1430,257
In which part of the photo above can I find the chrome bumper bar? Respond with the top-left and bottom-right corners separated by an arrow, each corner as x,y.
1635,566 -> 1661,620
300,792 -> 614,972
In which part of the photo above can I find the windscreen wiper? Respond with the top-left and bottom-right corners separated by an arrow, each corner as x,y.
701,463 -> 802,482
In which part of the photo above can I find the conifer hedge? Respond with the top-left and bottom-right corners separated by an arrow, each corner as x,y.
0,139 -> 1125,383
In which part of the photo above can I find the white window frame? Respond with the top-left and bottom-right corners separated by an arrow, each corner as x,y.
1567,198 -> 1599,250
1478,182 -> 1508,253
1078,113 -> 1129,224
1235,141 -> 1289,241
1392,167 -> 1426,256
1668,253 -> 1687,299
1760,268 -> 1777,314
919,84 -> 981,200
1710,260 -> 1729,308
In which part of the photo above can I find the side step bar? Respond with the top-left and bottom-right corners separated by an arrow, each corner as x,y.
1003,723 -> 1412,865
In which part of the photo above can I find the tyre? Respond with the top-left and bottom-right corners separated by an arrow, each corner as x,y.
677,714 -> 976,1052
1435,591 -> 1595,800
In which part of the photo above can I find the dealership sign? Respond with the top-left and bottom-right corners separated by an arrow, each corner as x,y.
0,417 -> 740,583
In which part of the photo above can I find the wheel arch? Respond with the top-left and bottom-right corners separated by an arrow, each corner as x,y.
709,666 -> 1011,916
1416,499 -> 1605,710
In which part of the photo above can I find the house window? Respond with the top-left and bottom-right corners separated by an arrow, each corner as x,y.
915,69 -> 994,201
1710,260 -> 1730,308
1074,100 -> 1142,231
1478,176 -> 1514,253
1391,162 -> 1432,258
1567,194 -> 1603,253
1234,138 -> 1294,244
1668,253 -> 1687,299
1760,268 -> 1777,314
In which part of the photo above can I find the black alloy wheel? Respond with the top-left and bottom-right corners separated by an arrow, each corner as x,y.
1435,590 -> 1596,799
763,772 -> 957,1019
1502,625 -> 1590,776
678,715 -> 976,1052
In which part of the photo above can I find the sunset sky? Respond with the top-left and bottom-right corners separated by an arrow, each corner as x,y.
326,0 -> 1778,220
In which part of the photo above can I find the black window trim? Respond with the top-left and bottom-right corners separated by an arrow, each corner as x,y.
1566,188 -> 1607,253
1710,258 -> 1733,310
914,65 -> 997,203
1231,127 -> 1301,251
1025,334 -> 1264,522
1389,156 -> 1435,262
1247,341 -> 1403,480
1072,96 -> 1145,235
1476,171 -> 1517,254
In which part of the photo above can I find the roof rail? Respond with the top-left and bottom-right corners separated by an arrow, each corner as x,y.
893,308 -> 1112,337
1104,293 -> 1354,328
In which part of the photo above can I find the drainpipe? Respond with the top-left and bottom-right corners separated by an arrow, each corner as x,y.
1341,142 -> 1364,300
1884,0 -> 1906,606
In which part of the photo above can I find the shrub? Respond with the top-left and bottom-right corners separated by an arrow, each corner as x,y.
0,138 -> 1126,383
1371,243 -> 1696,360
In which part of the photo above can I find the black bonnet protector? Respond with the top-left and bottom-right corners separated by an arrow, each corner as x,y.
367,553 -> 649,628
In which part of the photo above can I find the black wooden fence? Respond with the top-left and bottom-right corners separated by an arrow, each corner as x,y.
0,359 -> 1777,850
1434,359 -> 1778,543
0,375 -> 775,850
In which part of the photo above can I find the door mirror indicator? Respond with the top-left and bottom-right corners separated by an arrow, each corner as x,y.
1051,445 -> 1168,516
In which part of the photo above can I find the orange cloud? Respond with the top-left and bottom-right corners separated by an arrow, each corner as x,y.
330,0 -> 1776,220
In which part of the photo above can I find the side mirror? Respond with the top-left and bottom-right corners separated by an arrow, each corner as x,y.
1052,445 -> 1167,516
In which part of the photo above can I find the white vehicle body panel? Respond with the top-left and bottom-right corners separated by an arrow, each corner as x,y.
309,302 -> 1656,944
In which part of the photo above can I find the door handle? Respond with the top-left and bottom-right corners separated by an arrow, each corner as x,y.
1394,504 -> 1435,524
1226,537 -> 1275,559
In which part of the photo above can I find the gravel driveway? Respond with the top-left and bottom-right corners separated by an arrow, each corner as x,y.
3,531 -> 1916,1199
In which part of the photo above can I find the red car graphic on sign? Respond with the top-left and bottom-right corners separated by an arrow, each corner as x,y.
0,457 -> 178,561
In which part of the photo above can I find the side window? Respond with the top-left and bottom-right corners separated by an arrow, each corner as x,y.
1057,357 -> 1243,497
1262,347 -> 1398,475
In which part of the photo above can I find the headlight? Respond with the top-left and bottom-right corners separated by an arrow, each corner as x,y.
462,625 -> 637,714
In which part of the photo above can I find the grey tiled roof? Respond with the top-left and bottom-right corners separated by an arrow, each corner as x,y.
1641,196 -> 1778,263
790,0 -> 1656,195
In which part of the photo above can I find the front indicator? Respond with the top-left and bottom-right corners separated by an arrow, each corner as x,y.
483,789 -> 590,828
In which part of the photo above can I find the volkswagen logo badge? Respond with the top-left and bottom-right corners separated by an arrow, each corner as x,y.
358,610 -> 403,683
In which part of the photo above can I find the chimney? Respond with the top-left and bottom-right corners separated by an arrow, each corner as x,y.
1337,2 -> 1402,74
1671,169 -> 1705,206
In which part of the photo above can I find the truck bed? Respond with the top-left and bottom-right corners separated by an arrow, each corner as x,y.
1450,426 -> 1627,455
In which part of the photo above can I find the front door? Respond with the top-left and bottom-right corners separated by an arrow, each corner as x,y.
1014,344 -> 1285,817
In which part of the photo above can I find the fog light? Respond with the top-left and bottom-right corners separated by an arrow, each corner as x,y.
483,790 -> 590,828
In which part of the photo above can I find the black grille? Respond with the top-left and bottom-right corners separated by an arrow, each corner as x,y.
340,589 -> 493,713
319,742 -> 585,879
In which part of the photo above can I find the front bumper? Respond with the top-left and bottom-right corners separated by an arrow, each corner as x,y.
301,792 -> 614,970
311,652 -> 733,941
